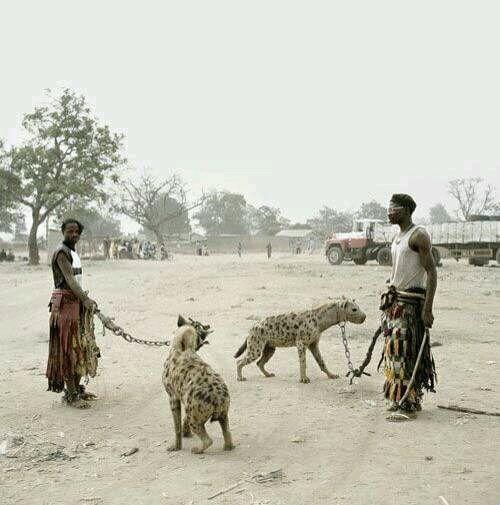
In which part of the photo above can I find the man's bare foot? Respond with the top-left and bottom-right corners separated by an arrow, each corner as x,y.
80,391 -> 97,401
78,385 -> 97,400
386,402 -> 399,412
63,397 -> 90,409
386,410 -> 416,422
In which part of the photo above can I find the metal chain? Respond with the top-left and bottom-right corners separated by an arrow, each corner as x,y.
339,322 -> 354,374
95,311 -> 170,347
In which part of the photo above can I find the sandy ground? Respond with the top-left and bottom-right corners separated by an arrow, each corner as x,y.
1,253 -> 499,505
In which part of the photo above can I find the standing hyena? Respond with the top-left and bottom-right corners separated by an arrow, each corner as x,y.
163,316 -> 234,454
234,298 -> 366,383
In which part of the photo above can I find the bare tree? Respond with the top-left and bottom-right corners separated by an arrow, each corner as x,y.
120,174 -> 204,242
448,177 -> 496,220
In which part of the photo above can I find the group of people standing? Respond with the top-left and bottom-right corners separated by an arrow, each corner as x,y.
0,248 -> 15,262
102,237 -> 170,261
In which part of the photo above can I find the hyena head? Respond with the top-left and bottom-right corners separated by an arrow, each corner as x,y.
177,315 -> 212,350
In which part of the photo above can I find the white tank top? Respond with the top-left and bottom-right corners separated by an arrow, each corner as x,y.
70,249 -> 83,287
389,225 -> 428,290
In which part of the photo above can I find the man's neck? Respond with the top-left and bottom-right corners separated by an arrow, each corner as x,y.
398,219 -> 414,234
63,240 -> 75,251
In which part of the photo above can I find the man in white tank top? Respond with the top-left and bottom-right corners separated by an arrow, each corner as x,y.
387,194 -> 437,327
379,194 -> 437,420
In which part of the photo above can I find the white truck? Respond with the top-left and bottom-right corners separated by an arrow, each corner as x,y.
427,218 -> 500,266
325,217 -> 500,266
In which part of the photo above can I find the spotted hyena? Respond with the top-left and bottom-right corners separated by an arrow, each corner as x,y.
162,316 -> 234,454
234,298 -> 366,383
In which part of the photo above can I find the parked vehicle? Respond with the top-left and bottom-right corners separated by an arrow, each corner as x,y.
325,219 -> 395,266
325,218 -> 444,266
427,216 -> 500,266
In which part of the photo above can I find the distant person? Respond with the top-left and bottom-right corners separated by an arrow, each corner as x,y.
237,241 -> 243,258
109,239 -> 116,260
266,241 -> 272,259
103,236 -> 110,260
381,194 -> 437,422
0,249 -> 6,262
132,239 -> 140,259
46,219 -> 100,409
308,238 -> 314,254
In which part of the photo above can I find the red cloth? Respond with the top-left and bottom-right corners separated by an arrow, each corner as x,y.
46,289 -> 84,393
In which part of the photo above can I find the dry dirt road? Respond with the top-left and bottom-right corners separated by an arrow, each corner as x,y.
1,253 -> 499,505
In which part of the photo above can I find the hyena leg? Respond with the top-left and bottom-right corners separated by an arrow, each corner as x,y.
218,413 -> 235,451
237,336 -> 265,381
256,344 -> 276,377
167,398 -> 182,451
297,340 -> 310,383
182,416 -> 192,437
190,421 -> 213,454
309,340 -> 338,379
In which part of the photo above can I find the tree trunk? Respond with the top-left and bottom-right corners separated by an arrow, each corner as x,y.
28,216 -> 40,265
153,229 -> 163,244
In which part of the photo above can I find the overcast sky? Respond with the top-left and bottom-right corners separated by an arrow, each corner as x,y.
2,1 -> 499,230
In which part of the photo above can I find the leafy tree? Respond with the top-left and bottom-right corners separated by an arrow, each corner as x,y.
13,213 -> 28,241
120,174 -> 197,242
0,89 -> 125,264
195,191 -> 249,235
253,205 -> 290,235
58,204 -> 121,238
356,200 -> 387,220
429,203 -> 452,224
288,222 -> 311,230
448,177 -> 496,220
306,206 -> 353,238
0,146 -> 19,233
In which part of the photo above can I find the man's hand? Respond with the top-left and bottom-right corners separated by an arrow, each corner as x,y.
84,298 -> 98,311
422,306 -> 434,328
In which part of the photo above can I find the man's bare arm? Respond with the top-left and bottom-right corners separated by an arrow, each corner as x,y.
411,229 -> 437,327
56,253 -> 97,309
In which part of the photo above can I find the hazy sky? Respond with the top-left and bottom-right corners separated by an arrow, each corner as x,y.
2,1 -> 499,229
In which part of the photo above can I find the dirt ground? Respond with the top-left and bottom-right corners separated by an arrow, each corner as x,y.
1,253 -> 499,505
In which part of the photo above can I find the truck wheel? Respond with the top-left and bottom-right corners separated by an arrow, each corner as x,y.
327,246 -> 344,265
468,257 -> 489,267
353,254 -> 368,265
431,247 -> 441,267
377,247 -> 392,266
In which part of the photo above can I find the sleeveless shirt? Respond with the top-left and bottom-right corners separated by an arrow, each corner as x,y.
389,225 -> 428,290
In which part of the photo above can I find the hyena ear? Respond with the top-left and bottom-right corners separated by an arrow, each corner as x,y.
177,315 -> 188,327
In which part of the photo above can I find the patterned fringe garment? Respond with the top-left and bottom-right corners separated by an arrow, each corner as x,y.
379,295 -> 436,411
46,290 -> 100,393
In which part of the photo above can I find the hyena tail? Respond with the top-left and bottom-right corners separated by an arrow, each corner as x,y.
234,339 -> 247,358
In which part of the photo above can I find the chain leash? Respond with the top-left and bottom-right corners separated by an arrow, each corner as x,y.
339,322 -> 355,375
95,311 -> 170,347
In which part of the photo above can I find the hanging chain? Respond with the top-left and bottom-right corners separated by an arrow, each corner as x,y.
340,322 -> 355,374
95,311 -> 170,347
